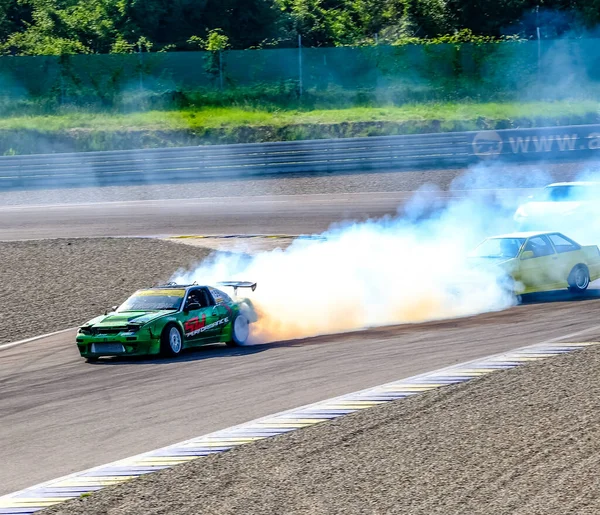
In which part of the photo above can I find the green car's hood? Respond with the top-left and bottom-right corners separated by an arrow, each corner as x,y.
84,310 -> 175,328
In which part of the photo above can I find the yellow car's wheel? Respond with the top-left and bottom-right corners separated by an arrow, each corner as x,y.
568,264 -> 590,293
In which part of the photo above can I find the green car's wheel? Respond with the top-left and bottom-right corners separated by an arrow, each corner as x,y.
568,264 -> 590,293
161,324 -> 183,356
85,357 -> 99,363
226,313 -> 250,347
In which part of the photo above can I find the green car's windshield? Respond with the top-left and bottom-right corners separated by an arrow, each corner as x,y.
117,289 -> 186,312
471,238 -> 526,259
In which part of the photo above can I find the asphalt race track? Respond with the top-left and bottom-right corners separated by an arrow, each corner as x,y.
2,296 -> 600,496
0,162 -> 569,240
2,158 -> 591,240
0,191 -> 445,240
0,158 -> 591,241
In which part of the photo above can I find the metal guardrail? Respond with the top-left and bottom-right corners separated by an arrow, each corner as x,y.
1,124 -> 599,190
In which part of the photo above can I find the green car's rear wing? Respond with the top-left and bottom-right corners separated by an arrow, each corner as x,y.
218,281 -> 257,295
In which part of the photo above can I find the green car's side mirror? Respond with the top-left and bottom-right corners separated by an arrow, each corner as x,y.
521,250 -> 535,260
105,305 -> 119,315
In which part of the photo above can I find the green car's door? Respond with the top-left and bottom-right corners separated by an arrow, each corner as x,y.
517,235 -> 557,292
182,288 -> 222,345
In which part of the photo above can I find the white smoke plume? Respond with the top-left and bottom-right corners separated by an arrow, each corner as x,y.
171,192 -> 520,344
170,157 -> 600,345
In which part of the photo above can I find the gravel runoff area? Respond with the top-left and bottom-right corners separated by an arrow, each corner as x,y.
43,341 -> 600,515
0,238 -> 215,344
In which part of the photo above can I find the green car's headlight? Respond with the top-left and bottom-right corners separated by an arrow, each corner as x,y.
126,324 -> 142,333
78,327 -> 92,335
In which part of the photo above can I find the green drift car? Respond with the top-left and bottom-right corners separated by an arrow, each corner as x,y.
76,282 -> 258,362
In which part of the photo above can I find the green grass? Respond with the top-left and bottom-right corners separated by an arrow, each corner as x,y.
0,99 -> 598,154
0,100 -> 597,132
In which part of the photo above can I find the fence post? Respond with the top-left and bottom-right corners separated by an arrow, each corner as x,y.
298,33 -> 303,97
219,50 -> 224,90
60,70 -> 65,106
535,6 -> 541,87
57,54 -> 68,106
138,42 -> 144,91
536,27 -> 541,81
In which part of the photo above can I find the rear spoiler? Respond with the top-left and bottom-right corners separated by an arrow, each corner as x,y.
217,281 -> 257,295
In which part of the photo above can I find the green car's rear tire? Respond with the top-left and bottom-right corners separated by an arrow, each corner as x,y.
85,357 -> 99,363
160,324 -> 183,356
226,313 -> 250,347
568,264 -> 590,293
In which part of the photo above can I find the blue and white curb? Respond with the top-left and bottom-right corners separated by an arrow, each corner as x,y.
1,340 -> 598,514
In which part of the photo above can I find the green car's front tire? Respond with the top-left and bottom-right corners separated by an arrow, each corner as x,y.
161,324 -> 184,357
226,313 -> 250,347
85,357 -> 99,363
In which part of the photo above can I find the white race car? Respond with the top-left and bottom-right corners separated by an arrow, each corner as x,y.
514,181 -> 600,231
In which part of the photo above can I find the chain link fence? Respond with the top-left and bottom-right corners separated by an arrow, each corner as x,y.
0,39 -> 598,109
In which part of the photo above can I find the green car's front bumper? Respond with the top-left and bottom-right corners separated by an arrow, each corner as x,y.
76,329 -> 160,358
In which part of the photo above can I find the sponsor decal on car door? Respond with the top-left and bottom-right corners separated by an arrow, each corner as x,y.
211,304 -> 231,338
184,307 -> 226,342
183,288 -> 230,343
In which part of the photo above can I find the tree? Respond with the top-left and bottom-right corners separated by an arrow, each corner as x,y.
120,0 -> 281,50
275,0 -> 415,46
1,0 -> 124,54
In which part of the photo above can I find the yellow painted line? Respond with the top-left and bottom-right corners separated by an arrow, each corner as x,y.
171,234 -> 297,240
508,353 -> 566,357
125,457 -> 199,466
380,384 -> 447,391
311,401 -> 387,409
528,353 -> 574,358
257,418 -> 330,425
183,438 -> 264,446
180,441 -> 252,448
326,400 -> 387,405
446,368 -> 503,374
492,356 -> 548,362
250,422 -> 318,429
314,404 -> 381,410
427,372 -> 482,377
0,498 -> 68,507
54,476 -> 136,487
554,341 -> 600,346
